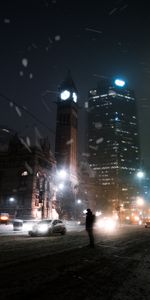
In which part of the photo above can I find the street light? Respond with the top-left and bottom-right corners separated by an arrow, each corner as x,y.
9,197 -> 18,218
95,211 -> 102,217
136,171 -> 145,179
77,199 -> 82,204
136,197 -> 144,206
9,197 -> 15,202
58,183 -> 65,190
136,170 -> 145,200
57,169 -> 67,180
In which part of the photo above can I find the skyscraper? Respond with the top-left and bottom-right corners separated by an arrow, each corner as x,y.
87,78 -> 141,213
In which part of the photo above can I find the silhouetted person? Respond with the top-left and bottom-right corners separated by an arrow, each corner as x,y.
85,208 -> 95,248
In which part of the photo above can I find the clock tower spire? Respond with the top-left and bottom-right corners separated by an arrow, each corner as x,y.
55,71 -> 78,218
55,71 -> 78,184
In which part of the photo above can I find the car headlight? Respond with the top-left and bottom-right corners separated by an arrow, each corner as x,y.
38,224 -> 48,233
96,219 -> 104,228
23,222 -> 34,231
96,218 -> 117,231
105,218 -> 116,230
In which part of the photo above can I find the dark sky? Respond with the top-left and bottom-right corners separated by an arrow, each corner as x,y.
0,0 -> 150,170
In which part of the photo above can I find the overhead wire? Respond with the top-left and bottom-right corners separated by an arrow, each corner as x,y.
0,92 -> 55,135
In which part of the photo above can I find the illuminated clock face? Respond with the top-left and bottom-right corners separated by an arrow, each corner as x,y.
60,90 -> 70,100
73,92 -> 77,103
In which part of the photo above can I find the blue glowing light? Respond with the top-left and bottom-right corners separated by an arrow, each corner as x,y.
114,79 -> 125,87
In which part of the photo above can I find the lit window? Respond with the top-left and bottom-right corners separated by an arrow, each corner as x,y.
21,171 -> 28,176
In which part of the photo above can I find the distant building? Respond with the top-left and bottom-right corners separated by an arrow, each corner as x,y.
0,134 -> 57,220
86,78 -> 141,213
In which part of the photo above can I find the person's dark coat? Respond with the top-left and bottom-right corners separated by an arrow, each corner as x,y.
86,209 -> 95,230
85,209 -> 95,248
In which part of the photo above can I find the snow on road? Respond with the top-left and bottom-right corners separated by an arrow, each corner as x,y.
0,225 -> 150,299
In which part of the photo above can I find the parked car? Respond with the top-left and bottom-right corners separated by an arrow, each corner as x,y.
0,213 -> 10,224
28,219 -> 66,236
13,219 -> 38,231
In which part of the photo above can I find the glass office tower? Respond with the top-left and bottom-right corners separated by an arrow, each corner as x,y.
87,78 -> 141,212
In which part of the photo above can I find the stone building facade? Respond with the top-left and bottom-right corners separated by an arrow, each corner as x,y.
0,134 -> 57,220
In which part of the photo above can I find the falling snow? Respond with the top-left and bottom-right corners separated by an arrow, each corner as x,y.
19,138 -> 32,153
9,102 -> 14,107
94,122 -> 102,129
19,71 -> 24,77
89,145 -> 98,150
54,35 -> 61,41
22,58 -> 28,67
26,136 -> 31,147
66,139 -> 74,145
109,8 -> 118,15
81,153 -> 90,157
96,137 -> 104,144
85,28 -> 102,34
25,161 -> 33,174
15,106 -> 22,117
4,18 -> 10,24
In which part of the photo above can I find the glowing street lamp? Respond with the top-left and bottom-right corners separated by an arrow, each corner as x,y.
57,169 -> 67,180
9,197 -> 15,202
58,183 -> 65,190
77,199 -> 82,204
95,211 -> 102,217
136,197 -> 144,206
137,171 -> 145,179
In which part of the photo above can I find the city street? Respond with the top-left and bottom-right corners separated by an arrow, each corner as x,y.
0,224 -> 150,299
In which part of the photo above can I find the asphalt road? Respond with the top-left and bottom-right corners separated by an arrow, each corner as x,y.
0,225 -> 150,300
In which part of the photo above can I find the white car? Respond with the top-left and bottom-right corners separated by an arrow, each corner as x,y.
13,219 -> 38,231
28,219 -> 66,236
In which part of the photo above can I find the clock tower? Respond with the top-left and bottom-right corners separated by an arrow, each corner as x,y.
55,71 -> 78,184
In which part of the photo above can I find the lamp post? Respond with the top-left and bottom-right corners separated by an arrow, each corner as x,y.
55,169 -> 68,219
136,171 -> 145,179
136,170 -> 145,198
136,196 -> 145,223
9,197 -> 18,218
136,196 -> 144,206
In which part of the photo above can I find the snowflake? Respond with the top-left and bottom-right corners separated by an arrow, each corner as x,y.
9,102 -> 14,107
15,106 -> 22,117
22,58 -> 28,67
95,122 -> 102,129
66,139 -> 73,145
26,136 -> 31,146
19,71 -> 24,77
4,18 -> 10,24
55,35 -> 61,41
96,137 -> 104,144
